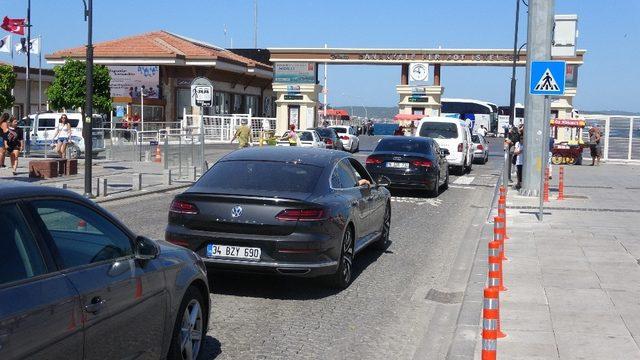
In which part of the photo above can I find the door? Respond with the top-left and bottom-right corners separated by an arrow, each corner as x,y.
28,199 -> 167,360
348,158 -> 384,233
0,202 -> 82,360
331,159 -> 370,238
176,88 -> 192,123
288,105 -> 300,130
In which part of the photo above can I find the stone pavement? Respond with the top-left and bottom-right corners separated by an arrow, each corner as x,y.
475,162 -> 640,359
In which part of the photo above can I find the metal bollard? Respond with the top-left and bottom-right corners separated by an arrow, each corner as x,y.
105,149 -> 113,161
191,166 -> 197,181
60,183 -> 68,189
133,173 -> 142,191
102,178 -> 108,197
163,169 -> 172,186
95,177 -> 101,197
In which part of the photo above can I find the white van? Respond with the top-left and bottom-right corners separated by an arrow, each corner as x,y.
24,112 -> 105,158
416,116 -> 473,174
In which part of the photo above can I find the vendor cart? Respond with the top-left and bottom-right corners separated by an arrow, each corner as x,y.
550,118 -> 587,165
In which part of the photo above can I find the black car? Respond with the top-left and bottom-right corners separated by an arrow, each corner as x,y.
0,182 -> 209,360
365,136 -> 449,196
165,147 -> 391,288
311,127 -> 345,151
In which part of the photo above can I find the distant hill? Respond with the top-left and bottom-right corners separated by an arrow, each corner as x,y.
580,110 -> 640,116
333,106 -> 398,119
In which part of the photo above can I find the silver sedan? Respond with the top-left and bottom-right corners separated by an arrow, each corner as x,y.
471,134 -> 489,164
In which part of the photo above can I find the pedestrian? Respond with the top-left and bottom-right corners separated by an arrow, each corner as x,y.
0,113 -> 9,168
588,126 -> 601,166
477,125 -> 488,137
548,135 -> 554,179
52,114 -> 72,159
230,118 -> 252,148
4,116 -> 24,176
280,124 -> 299,146
514,133 -> 524,190
504,125 -> 520,182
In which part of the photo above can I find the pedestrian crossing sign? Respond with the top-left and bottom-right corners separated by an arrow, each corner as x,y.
529,60 -> 566,96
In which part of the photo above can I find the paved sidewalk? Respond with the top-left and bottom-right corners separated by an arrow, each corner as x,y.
477,163 -> 640,359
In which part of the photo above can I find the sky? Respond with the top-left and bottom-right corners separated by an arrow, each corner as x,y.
1,0 -> 639,112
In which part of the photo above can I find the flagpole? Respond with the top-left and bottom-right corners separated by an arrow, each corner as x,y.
10,36 -> 14,116
25,0 -> 31,118
38,35 -> 41,112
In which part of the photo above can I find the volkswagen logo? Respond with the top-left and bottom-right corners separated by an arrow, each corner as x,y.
231,206 -> 243,218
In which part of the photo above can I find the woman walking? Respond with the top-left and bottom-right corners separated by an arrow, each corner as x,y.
4,116 -> 24,175
52,114 -> 72,158
281,124 -> 299,146
514,134 -> 524,190
0,113 -> 9,168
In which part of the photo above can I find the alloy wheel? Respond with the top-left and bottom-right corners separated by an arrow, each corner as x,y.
180,299 -> 203,360
341,230 -> 354,284
382,206 -> 390,242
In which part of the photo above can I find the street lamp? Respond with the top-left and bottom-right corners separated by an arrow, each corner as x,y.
508,0 -> 528,126
82,0 -> 94,198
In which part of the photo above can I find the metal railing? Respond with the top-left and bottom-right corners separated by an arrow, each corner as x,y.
182,113 -> 277,142
582,115 -> 640,162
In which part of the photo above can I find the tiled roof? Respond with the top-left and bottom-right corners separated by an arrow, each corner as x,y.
46,30 -> 271,70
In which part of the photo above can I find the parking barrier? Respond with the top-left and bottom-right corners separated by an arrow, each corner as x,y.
494,217 -> 507,261
558,166 -> 565,200
488,240 -> 506,292
482,287 -> 499,360
543,167 -> 550,203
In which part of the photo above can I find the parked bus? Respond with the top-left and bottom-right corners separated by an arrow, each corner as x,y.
441,98 -> 497,134
497,104 -> 525,136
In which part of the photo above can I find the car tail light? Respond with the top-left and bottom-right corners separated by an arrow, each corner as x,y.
325,138 -> 333,145
411,159 -> 432,168
457,143 -> 463,152
169,199 -> 199,215
340,136 -> 349,140
477,144 -> 484,150
276,209 -> 325,222
366,156 -> 382,165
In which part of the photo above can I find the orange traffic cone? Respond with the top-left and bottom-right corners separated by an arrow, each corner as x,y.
154,144 -> 162,163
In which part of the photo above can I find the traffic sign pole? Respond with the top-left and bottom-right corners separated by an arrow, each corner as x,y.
190,77 -> 214,175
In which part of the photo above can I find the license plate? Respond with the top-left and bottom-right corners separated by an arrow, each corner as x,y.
386,162 -> 409,169
206,244 -> 261,261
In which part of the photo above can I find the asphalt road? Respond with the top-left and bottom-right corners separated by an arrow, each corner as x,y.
101,136 -> 504,359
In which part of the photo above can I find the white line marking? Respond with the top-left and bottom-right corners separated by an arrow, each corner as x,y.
454,176 -> 475,185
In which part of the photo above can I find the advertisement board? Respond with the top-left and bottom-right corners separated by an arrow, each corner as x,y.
109,66 -> 160,99
274,62 -> 316,84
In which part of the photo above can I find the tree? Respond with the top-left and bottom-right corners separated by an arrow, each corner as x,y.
47,59 -> 111,114
0,64 -> 16,112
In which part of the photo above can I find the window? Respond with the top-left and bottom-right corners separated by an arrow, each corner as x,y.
32,200 -> 133,268
198,161 -> 323,194
0,204 -> 47,285
375,138 -> 430,153
347,158 -> 373,183
331,160 -> 358,189
332,127 -> 347,134
419,122 -> 459,139
299,132 -> 314,141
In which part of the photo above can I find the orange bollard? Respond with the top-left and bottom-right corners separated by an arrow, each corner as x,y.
494,217 -> 507,260
558,166 -> 565,200
497,197 -> 509,239
488,240 -> 506,292
543,167 -> 550,202
482,287 -> 503,360
154,144 -> 162,163
499,185 -> 506,200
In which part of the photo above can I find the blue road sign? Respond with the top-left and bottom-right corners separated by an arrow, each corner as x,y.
529,60 -> 566,96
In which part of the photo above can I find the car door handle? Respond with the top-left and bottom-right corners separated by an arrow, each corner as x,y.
84,297 -> 107,314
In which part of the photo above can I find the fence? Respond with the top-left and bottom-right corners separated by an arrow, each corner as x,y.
582,115 -> 640,162
182,112 -> 277,141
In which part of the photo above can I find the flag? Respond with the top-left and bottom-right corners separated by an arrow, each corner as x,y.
1,17 -> 26,35
15,37 -> 38,55
29,37 -> 39,54
0,35 -> 10,53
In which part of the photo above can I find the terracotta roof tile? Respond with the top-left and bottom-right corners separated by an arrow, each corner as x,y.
46,30 -> 271,70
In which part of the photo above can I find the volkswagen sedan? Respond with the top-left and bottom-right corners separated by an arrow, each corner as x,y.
165,147 -> 392,289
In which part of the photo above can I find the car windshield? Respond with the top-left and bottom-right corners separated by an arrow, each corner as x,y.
197,160 -> 323,194
314,128 -> 334,138
419,122 -> 458,139
375,139 -> 430,153
299,132 -> 314,141
332,127 -> 347,134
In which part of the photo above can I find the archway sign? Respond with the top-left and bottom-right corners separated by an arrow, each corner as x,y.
267,48 -> 585,133
190,76 -> 213,171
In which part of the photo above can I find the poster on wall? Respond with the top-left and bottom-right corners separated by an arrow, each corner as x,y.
109,66 -> 160,99
274,62 -> 316,84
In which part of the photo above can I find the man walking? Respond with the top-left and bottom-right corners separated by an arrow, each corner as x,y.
231,118 -> 253,149
588,125 -> 601,166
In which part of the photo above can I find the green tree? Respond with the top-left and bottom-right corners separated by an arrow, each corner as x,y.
0,64 -> 17,112
47,59 -> 111,114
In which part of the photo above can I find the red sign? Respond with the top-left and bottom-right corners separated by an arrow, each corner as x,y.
1,16 -> 26,35
550,119 -> 585,127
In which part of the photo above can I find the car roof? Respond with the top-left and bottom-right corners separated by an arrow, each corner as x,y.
379,136 -> 433,144
329,125 -> 349,128
0,180 -> 88,203
219,147 -> 346,167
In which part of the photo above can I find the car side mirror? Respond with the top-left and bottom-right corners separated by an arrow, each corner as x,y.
440,149 -> 450,156
135,236 -> 159,260
376,176 -> 391,187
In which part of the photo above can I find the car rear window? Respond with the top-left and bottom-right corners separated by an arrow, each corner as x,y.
332,127 -> 347,134
419,122 -> 458,139
198,161 -> 323,193
299,132 -> 313,141
375,139 -> 430,153
314,128 -> 334,138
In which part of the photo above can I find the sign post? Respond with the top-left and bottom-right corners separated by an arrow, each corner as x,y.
191,77 -> 213,174
529,60 -> 566,221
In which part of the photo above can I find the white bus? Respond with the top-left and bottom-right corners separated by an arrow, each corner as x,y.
441,98 -> 497,134
497,104 -> 525,136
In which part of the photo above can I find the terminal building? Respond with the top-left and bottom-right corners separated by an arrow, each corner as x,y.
46,31 -> 275,128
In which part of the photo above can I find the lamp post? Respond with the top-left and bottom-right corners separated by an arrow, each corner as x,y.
82,0 -> 93,198
508,0 -> 523,127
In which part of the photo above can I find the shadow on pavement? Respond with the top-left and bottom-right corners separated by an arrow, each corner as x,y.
199,335 -> 222,359
207,244 -> 388,300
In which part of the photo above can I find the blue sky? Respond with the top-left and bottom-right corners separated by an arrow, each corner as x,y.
2,0 -> 638,112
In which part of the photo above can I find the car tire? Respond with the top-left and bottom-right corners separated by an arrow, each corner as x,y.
167,286 -> 207,360
328,225 -> 355,289
441,168 -> 449,191
484,153 -> 489,164
373,204 -> 391,250
429,174 -> 440,197
465,158 -> 473,173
